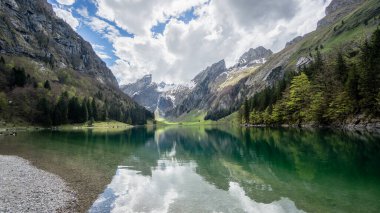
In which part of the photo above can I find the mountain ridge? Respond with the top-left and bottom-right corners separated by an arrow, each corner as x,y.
121,46 -> 273,120
0,0 -> 153,126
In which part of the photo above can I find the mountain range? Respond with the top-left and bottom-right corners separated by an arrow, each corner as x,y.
1,0 -> 378,126
122,0 -> 380,124
121,46 -> 272,120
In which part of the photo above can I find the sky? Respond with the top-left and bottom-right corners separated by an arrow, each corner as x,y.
48,0 -> 332,84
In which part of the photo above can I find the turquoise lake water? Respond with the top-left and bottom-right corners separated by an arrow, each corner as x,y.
1,126 -> 379,212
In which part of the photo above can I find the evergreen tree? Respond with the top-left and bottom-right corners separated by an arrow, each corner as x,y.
53,92 -> 69,125
81,99 -> 88,123
13,67 -> 27,87
104,107 -> 109,121
335,52 -> 348,83
126,111 -> 132,124
91,98 -> 98,121
244,99 -> 250,124
358,29 -> 380,112
0,92 -> 7,113
346,66 -> 360,112
68,97 -> 81,123
0,56 -> 5,65
86,98 -> 92,119
287,73 -> 311,123
237,107 -> 243,124
44,80 -> 51,90
314,50 -> 324,72
36,97 -> 52,126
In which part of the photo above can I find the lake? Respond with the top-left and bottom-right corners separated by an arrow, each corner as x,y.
1,126 -> 380,212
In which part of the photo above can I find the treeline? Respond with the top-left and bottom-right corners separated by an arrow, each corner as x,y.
36,92 -> 148,126
0,56 -> 152,126
240,28 -> 380,126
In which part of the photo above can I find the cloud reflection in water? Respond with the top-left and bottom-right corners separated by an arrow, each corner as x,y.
90,158 -> 305,213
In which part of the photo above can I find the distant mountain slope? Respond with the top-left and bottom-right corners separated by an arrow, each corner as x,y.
0,0 -> 152,125
0,0 -> 118,87
204,0 -> 380,121
167,46 -> 273,120
121,0 -> 378,123
121,46 -> 272,121
121,74 -> 192,116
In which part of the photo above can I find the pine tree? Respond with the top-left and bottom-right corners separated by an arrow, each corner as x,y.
314,50 -> 324,72
81,100 -> 88,123
86,98 -> 92,119
36,97 -> 52,126
53,92 -> 69,125
346,66 -> 360,112
13,67 -> 27,87
244,99 -> 250,124
68,97 -> 81,123
91,98 -> 98,121
44,80 -> 51,90
335,52 -> 348,83
358,29 -> 380,112
104,107 -> 109,121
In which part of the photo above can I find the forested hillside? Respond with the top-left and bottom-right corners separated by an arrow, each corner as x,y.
0,0 -> 152,126
204,0 -> 379,126
240,28 -> 380,127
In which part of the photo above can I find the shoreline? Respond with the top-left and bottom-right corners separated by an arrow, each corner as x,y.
0,155 -> 78,212
242,122 -> 380,133
0,121 -> 134,134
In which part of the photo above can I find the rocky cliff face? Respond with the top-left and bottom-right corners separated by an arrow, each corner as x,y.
0,0 -> 118,87
170,60 -> 227,117
121,75 -> 192,115
0,0 -> 153,125
206,0 -> 369,121
122,74 -> 154,97
171,0 -> 371,121
317,0 -> 364,29
233,46 -> 273,68
168,46 -> 273,119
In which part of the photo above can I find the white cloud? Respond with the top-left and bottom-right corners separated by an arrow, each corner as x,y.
76,7 -> 89,18
90,160 -> 305,212
96,52 -> 111,60
95,0 -> 209,37
53,7 -> 79,30
57,0 -> 76,6
93,0 -> 332,84
92,44 -> 111,60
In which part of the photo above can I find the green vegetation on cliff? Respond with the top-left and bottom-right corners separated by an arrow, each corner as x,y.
0,56 -> 152,126
240,28 -> 380,126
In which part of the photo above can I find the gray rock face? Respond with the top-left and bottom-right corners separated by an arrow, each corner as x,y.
168,47 -> 273,119
170,60 -> 227,117
296,57 -> 313,69
121,74 -> 160,112
234,46 -> 273,68
0,0 -> 118,87
122,74 -> 153,97
122,47 -> 273,119
317,0 -> 364,29
325,0 -> 363,15
121,75 -> 192,115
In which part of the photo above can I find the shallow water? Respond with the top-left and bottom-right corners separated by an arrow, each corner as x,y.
1,126 -> 380,212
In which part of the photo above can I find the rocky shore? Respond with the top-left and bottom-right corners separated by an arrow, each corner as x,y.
0,155 -> 77,212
